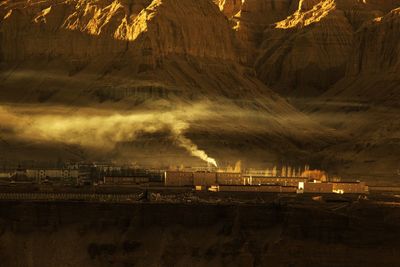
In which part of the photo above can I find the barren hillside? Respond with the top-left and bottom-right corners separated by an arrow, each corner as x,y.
0,0 -> 399,181
309,7 -> 400,182
214,0 -> 400,181
0,0 -> 331,169
215,0 -> 400,95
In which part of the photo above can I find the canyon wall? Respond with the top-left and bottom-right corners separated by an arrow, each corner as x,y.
214,0 -> 400,179
216,0 -> 400,96
312,8 -> 400,180
1,0 -> 240,72
0,0 -> 331,169
348,7 -> 400,76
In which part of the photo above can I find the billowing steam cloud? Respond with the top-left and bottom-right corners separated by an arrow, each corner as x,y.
0,105 -> 218,167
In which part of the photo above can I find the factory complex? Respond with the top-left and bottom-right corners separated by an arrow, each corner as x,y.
164,170 -> 368,194
0,162 -> 368,194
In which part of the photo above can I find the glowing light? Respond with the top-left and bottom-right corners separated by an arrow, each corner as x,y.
298,182 -> 305,190
333,189 -> 344,194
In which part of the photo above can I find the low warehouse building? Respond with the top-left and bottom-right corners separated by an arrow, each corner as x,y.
164,171 -> 193,186
216,172 -> 242,185
303,182 -> 333,193
301,181 -> 368,194
26,169 -> 79,183
215,185 -> 297,193
103,176 -> 149,185
193,172 -> 217,186
332,182 -> 368,194
249,177 -> 308,186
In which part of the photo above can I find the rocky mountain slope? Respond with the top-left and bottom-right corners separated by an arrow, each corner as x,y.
309,7 -> 400,181
214,0 -> 400,181
216,0 -> 400,96
0,0 -> 399,180
0,0 -> 331,168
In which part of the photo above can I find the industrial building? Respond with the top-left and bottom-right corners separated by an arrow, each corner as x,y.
193,172 -> 217,186
301,182 -> 333,193
216,172 -> 243,185
164,170 -> 315,188
298,181 -> 368,194
332,182 -> 368,194
103,176 -> 149,185
215,185 -> 297,193
165,171 -> 193,186
164,170 -> 368,194
0,163 -> 368,194
26,169 -> 79,183
246,176 -> 308,187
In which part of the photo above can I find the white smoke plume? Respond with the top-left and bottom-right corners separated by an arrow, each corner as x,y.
170,121 -> 218,167
0,105 -> 218,166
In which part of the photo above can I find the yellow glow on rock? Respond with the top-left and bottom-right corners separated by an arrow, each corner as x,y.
275,0 -> 336,29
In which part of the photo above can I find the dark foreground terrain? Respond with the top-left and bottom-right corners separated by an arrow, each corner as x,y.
0,195 -> 399,267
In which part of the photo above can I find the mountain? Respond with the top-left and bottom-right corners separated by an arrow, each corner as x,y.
1,0 -> 399,181
230,0 -> 400,182
213,0 -> 400,182
309,7 -> 400,183
0,0 -> 330,168
216,0 -> 400,96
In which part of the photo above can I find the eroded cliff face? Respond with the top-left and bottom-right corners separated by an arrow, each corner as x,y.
325,6 -> 400,100
213,0 -> 400,179
349,7 -> 400,76
216,0 -> 301,59
256,2 -> 354,96
216,0 -> 400,96
309,8 -> 400,180
256,0 -> 400,96
213,0 -> 243,18
1,0 -> 240,69
0,0 -> 254,105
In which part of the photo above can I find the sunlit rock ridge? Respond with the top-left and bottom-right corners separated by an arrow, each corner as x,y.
1,0 -> 240,67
